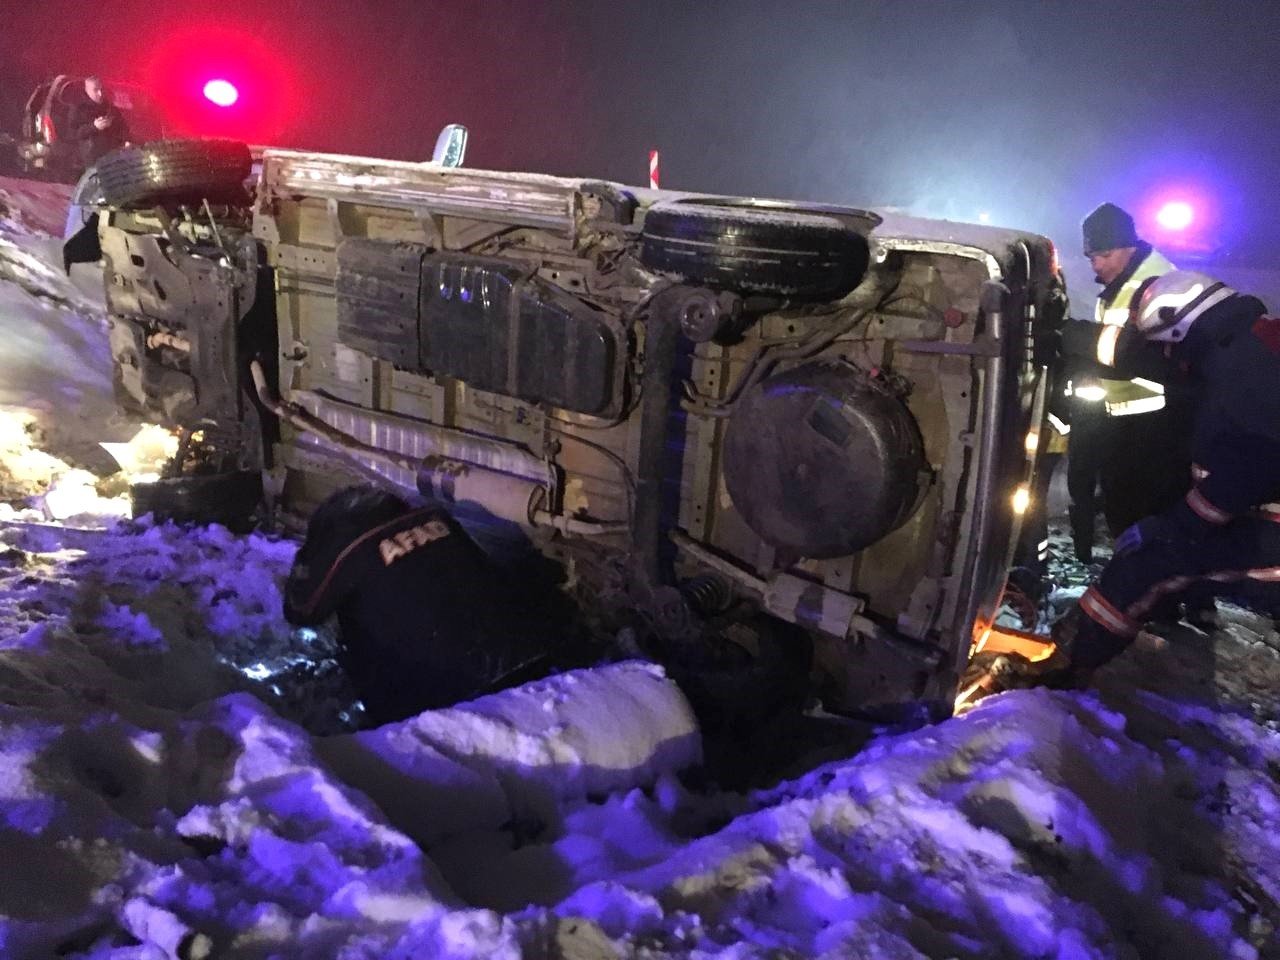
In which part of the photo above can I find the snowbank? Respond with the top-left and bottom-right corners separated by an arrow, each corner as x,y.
319,660 -> 702,848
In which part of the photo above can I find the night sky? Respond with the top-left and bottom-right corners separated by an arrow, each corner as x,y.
4,0 -> 1279,272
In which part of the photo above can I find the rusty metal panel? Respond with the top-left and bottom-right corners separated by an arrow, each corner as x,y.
419,251 -> 624,417
335,238 -> 426,368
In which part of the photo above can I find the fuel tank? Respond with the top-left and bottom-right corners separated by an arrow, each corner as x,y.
722,361 -> 927,558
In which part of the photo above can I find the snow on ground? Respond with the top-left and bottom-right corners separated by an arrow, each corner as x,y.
0,175 -> 130,481
0,181 -> 1278,959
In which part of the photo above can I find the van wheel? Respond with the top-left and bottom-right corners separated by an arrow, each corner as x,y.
95,139 -> 252,210
639,199 -> 872,299
130,470 -> 262,531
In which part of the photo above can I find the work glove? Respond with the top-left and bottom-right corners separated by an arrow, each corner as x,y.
1057,318 -> 1102,364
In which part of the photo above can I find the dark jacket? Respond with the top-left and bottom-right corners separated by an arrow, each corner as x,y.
1081,294 -> 1280,533
1058,295 -> 1280,534
1171,295 -> 1280,526
67,94 -> 129,163
284,487 -> 549,723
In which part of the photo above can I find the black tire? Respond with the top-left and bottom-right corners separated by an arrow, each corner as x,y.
131,470 -> 262,530
95,139 -> 251,210
640,199 -> 872,299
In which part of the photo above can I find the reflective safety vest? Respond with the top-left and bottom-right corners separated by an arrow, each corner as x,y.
1089,246 -> 1175,416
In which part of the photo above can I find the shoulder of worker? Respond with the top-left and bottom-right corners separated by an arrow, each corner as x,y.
285,491 -> 457,623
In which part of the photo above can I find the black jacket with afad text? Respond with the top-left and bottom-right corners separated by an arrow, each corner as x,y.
284,486 -> 548,722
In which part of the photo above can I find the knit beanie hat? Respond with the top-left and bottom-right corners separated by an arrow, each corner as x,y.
1082,202 -> 1140,255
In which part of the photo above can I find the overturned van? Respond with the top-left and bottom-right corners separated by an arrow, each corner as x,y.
68,137 -> 1066,719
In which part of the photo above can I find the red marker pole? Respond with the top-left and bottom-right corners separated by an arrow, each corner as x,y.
649,149 -> 660,190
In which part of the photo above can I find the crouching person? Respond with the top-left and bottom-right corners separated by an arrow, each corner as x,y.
284,485 -> 555,723
986,272 -> 1280,693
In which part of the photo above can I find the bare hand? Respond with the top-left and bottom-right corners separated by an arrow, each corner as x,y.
94,116 -> 112,130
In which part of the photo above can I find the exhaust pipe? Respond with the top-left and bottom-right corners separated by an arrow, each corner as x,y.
249,360 -> 626,535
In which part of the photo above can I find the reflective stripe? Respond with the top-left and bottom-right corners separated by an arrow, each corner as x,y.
1099,304 -> 1134,327
1047,413 -> 1071,436
1127,575 -> 1196,621
1259,503 -> 1280,522
1130,566 -> 1280,621
1129,377 -> 1165,395
1105,394 -> 1166,417
1096,324 -> 1122,366
1187,488 -> 1231,524
1080,586 -> 1140,638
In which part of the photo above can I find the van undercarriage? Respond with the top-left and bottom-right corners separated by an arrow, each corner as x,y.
70,139 -> 1065,721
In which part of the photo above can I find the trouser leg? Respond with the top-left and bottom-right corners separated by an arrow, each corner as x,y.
1066,410 -> 1106,563
1071,517 -> 1280,671
1099,407 -> 1192,536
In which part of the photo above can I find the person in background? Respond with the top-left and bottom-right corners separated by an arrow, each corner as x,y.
1065,202 -> 1183,562
67,76 -> 129,168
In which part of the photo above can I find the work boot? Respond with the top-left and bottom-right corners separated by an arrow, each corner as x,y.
1035,609 -> 1097,690
1146,596 -> 1183,628
1183,601 -> 1219,632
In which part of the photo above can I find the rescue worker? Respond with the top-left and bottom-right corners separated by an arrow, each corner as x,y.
67,76 -> 129,168
1066,202 -> 1184,561
283,485 -> 562,724
990,271 -> 1280,691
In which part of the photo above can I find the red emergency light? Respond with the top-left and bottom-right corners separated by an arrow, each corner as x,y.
146,25 -> 292,141
203,79 -> 239,107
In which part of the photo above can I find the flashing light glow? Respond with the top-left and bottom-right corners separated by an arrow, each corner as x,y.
203,79 -> 239,107
1024,430 -> 1040,455
1074,384 -> 1107,403
1156,200 -> 1194,231
977,211 -> 991,223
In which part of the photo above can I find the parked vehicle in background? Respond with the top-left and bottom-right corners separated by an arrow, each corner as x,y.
66,132 -> 1065,721
11,75 -> 164,181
